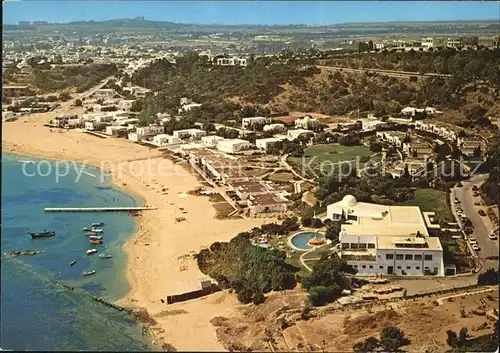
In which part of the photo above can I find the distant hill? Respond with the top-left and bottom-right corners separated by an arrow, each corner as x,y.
3,18 -> 499,33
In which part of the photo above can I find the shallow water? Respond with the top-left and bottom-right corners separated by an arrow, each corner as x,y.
1,153 -> 156,351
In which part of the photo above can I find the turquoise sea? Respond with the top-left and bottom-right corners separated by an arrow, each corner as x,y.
1,153 -> 156,351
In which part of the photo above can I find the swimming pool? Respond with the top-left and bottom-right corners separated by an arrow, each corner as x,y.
289,231 -> 326,250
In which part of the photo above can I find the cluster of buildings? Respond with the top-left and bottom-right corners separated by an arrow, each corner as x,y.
414,120 -> 483,157
181,147 -> 293,215
373,35 -> 499,51
327,195 -> 450,276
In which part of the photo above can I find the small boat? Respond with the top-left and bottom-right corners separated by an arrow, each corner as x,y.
82,227 -> 91,231
86,249 -> 98,255
85,232 -> 97,236
69,259 -> 77,266
83,270 -> 96,276
91,228 -> 103,233
89,239 -> 103,244
99,254 -> 113,259
91,222 -> 104,227
29,230 -> 55,238
89,235 -> 102,240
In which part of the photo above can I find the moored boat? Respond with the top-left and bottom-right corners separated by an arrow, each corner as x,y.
91,222 -> 104,227
99,254 -> 113,259
29,230 -> 55,238
82,227 -> 91,231
69,259 -> 77,266
89,239 -> 103,244
83,270 -> 96,276
91,228 -> 103,233
85,232 -> 97,236
89,235 -> 102,240
86,249 -> 98,255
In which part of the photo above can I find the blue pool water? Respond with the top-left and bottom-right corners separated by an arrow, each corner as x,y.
1,153 -> 157,351
290,231 -> 325,250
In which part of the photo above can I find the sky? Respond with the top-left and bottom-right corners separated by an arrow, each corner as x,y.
3,1 -> 499,26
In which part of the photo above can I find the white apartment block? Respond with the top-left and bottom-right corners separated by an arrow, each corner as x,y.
217,138 -> 252,154
216,56 -> 249,67
242,116 -> 271,129
328,195 -> 444,276
173,128 -> 206,140
294,116 -> 319,130
255,137 -> 282,151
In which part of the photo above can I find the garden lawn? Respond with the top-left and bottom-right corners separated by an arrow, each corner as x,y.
409,188 -> 454,222
288,144 -> 373,177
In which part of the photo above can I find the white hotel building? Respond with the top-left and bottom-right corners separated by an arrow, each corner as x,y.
327,195 -> 444,276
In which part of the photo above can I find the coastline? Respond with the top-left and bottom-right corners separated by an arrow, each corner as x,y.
3,113 -> 267,350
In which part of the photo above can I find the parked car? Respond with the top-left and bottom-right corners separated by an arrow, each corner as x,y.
454,198 -> 460,203
472,244 -> 480,251
489,233 -> 497,240
456,182 -> 463,187
472,185 -> 478,191
478,210 -> 486,217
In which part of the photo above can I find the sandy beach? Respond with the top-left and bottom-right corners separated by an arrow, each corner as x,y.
3,110 -> 267,350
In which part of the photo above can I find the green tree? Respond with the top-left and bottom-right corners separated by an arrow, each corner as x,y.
379,326 -> 409,352
353,337 -> 380,353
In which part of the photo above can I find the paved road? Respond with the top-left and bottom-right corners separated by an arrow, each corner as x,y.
315,65 -> 453,80
453,174 -> 499,269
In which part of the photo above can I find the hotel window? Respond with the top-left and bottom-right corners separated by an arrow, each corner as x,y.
424,255 -> 433,261
406,266 -> 411,270
416,266 -> 420,270
350,243 -> 358,249
397,266 -> 402,269
368,243 -> 375,249
379,266 -> 384,269
358,243 -> 367,249
414,255 -> 422,261
396,254 -> 404,260
348,215 -> 358,221
362,265 -> 366,269
405,254 -> 413,260
342,243 -> 349,250
369,265 -> 373,269
353,264 -> 358,268
386,254 -> 394,260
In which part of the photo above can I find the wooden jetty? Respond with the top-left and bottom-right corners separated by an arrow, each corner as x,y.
44,206 -> 156,213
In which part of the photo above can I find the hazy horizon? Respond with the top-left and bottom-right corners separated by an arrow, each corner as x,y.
3,1 -> 499,26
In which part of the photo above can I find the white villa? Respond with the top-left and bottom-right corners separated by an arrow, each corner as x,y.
217,138 -> 253,154
173,128 -> 206,140
294,116 -> 319,130
287,129 -> 314,141
255,137 -> 282,151
327,195 -> 445,276
201,135 -> 226,147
